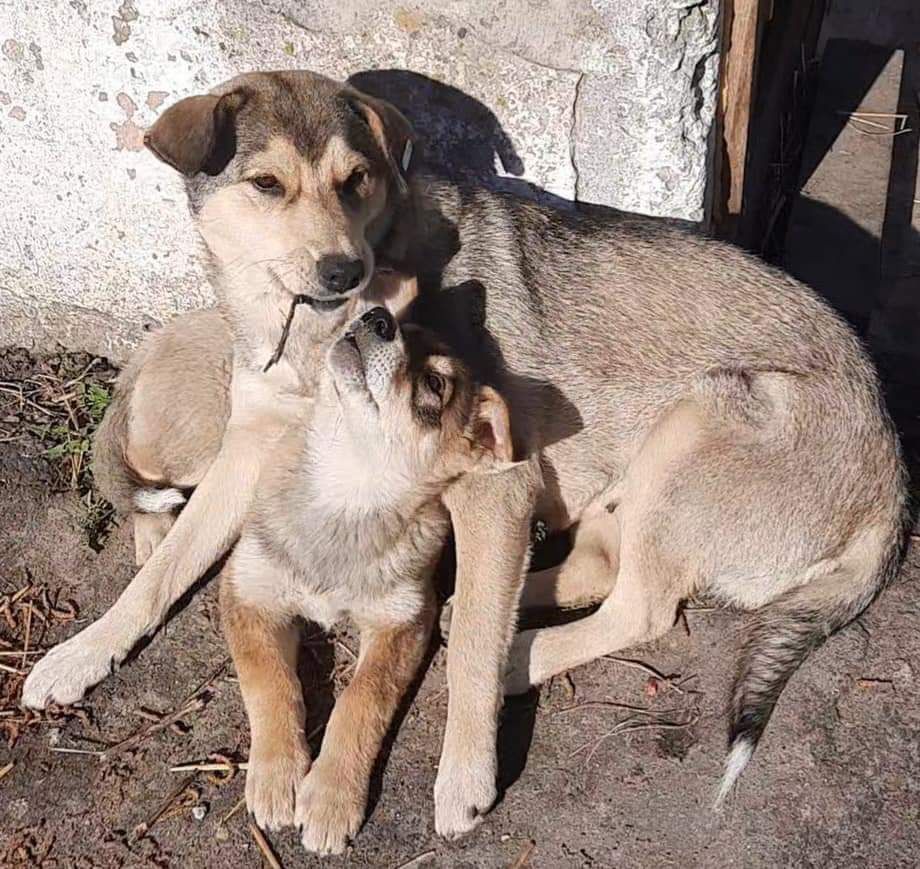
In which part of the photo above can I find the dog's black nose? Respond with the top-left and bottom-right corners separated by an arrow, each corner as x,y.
360,306 -> 396,342
317,256 -> 365,294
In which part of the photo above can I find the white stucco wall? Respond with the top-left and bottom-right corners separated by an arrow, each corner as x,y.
0,0 -> 720,361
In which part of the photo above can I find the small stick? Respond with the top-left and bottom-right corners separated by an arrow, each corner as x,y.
601,655 -> 691,694
21,603 -> 32,669
103,696 -> 208,758
170,761 -> 250,773
104,660 -> 229,759
554,699 -> 673,717
249,821 -> 283,869
857,677 -> 895,689
134,773 -> 198,840
51,746 -> 105,757
335,639 -> 357,661
570,711 -> 700,764
0,761 -> 13,782
221,795 -> 246,826
509,840 -> 537,869
218,796 -> 246,827
394,849 -> 437,869
0,662 -> 23,674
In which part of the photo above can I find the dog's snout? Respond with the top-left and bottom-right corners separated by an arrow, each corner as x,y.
318,256 -> 365,294
360,307 -> 396,342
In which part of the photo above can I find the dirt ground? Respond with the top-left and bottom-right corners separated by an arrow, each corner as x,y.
0,349 -> 918,869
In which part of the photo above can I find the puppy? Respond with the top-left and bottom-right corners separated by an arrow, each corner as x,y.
221,306 -> 512,854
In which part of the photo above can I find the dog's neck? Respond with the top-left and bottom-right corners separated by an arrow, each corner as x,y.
305,389 -> 443,520
212,262 -> 353,393
373,172 -> 459,279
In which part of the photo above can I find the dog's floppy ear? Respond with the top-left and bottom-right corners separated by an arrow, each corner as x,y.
144,90 -> 248,177
348,90 -> 415,196
469,385 -> 515,469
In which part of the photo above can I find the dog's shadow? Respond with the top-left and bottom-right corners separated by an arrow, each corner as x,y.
348,69 -> 574,211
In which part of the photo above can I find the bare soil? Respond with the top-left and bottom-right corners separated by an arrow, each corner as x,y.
1,349 -> 918,868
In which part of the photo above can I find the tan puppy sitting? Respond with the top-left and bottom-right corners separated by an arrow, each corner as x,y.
221,306 -> 513,855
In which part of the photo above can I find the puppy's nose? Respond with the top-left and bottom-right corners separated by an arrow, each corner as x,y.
360,306 -> 396,342
317,256 -> 365,294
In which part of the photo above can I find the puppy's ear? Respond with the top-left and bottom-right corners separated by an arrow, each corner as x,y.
469,385 -> 515,469
348,90 -> 415,196
144,90 -> 248,177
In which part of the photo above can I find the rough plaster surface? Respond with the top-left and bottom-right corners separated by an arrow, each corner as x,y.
0,0 -> 720,361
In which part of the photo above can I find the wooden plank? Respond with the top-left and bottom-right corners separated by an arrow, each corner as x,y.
713,0 -> 768,233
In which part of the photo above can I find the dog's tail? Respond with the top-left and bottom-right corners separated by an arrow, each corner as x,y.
133,486 -> 187,513
715,516 -> 906,809
92,388 -> 186,516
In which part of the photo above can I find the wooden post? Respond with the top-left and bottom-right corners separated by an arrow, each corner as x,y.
713,0 -> 768,237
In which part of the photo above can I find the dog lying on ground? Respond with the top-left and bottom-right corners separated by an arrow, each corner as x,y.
223,305 -> 511,854
24,70 -> 908,831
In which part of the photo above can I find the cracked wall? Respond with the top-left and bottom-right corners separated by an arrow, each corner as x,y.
0,0 -> 721,360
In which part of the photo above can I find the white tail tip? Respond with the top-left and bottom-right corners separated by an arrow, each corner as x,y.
714,737 -> 754,811
134,487 -> 186,513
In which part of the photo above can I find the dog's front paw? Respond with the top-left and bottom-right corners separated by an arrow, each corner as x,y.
246,749 -> 310,831
21,631 -> 114,709
434,748 -> 496,838
295,762 -> 364,855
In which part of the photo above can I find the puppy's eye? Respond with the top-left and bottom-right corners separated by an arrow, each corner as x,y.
424,371 -> 445,400
250,174 -> 282,193
341,168 -> 368,198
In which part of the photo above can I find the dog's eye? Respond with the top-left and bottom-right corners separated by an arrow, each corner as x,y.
424,371 -> 445,400
251,174 -> 282,193
341,168 -> 368,198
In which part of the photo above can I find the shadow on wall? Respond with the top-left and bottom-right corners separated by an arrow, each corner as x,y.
348,69 -> 576,210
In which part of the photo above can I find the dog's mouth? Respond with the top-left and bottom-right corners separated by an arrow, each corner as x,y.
267,268 -> 353,314
343,330 -> 360,357
305,296 -> 348,313
328,330 -> 369,396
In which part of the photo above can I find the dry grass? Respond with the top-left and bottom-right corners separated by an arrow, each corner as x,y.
0,349 -> 117,550
0,578 -> 87,747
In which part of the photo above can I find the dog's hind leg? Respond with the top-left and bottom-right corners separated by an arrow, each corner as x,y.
296,590 -> 435,855
519,505 -> 620,612
133,512 -> 177,566
505,401 -> 703,695
505,532 -> 684,694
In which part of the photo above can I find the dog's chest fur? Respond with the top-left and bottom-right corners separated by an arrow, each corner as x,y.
239,419 -> 449,630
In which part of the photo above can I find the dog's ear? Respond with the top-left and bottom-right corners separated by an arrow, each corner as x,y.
144,90 -> 248,177
469,385 -> 515,469
348,90 -> 415,196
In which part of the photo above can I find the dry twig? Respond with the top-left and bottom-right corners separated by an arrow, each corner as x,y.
249,821 -> 283,869
102,659 -> 229,759
508,839 -> 536,869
